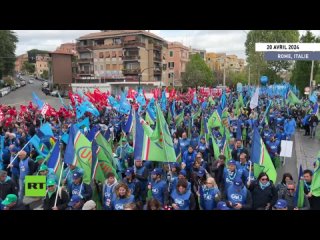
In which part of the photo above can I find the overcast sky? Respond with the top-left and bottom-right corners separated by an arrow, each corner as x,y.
13,30 -> 320,60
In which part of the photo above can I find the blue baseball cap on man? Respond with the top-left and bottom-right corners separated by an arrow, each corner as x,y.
179,170 -> 187,177
197,167 -> 206,177
151,168 -> 162,176
228,160 -> 237,166
274,199 -> 287,209
233,178 -> 243,188
216,201 -> 230,210
68,195 -> 82,207
72,171 -> 83,180
125,168 -> 134,176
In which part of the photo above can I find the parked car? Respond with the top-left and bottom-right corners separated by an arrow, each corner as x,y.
20,81 -> 26,86
10,85 -> 16,91
28,80 -> 34,84
15,83 -> 21,88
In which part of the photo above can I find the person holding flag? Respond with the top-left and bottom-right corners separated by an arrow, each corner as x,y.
279,180 -> 309,210
38,165 -> 58,183
249,172 -> 278,210
62,164 -> 83,193
67,171 -> 92,203
43,179 -> 69,210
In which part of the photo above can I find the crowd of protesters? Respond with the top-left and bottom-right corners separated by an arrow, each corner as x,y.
0,85 -> 319,210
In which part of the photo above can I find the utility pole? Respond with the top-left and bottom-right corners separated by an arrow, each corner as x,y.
310,60 -> 314,92
223,63 -> 226,86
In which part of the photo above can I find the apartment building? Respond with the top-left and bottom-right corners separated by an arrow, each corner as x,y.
206,52 -> 245,72
76,30 -> 167,90
167,42 -> 189,86
35,54 -> 50,78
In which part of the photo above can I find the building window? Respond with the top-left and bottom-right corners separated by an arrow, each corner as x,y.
106,64 -> 110,70
163,64 -> 167,70
169,51 -> 173,57
99,52 -> 104,58
95,65 -> 98,71
100,65 -> 103,71
168,62 -> 174,68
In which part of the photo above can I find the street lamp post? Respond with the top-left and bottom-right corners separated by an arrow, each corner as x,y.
138,66 -> 159,90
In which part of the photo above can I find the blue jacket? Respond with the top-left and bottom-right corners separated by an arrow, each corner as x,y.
266,140 -> 280,157
199,186 -> 220,210
179,138 -> 191,155
112,195 -> 135,210
223,168 -> 242,193
102,181 -> 118,210
171,189 -> 192,210
284,119 -> 296,136
182,151 -> 197,170
151,179 -> 168,205
227,185 -> 248,205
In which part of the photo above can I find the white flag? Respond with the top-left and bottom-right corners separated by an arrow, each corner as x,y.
250,88 -> 259,109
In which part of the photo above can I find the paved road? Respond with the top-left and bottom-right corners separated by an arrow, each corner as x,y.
0,78 -> 69,109
277,127 -> 319,183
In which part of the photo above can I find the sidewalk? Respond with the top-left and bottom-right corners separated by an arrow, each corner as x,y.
294,127 -> 320,171
276,127 -> 319,182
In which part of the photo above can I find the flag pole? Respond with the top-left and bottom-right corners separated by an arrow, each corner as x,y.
7,138 -> 32,168
54,145 -> 64,208
247,161 -> 252,187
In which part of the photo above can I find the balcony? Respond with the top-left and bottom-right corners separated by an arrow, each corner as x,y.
76,45 -> 93,52
123,55 -> 140,61
153,44 -> 162,51
122,69 -> 141,75
77,58 -> 93,63
92,44 -> 123,50
153,56 -> 162,62
78,70 -> 94,75
123,41 -> 146,48
154,69 -> 162,75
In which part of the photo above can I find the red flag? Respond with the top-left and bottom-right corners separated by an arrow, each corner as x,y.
0,109 -> 4,122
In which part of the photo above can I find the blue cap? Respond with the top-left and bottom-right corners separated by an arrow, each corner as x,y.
170,162 -> 180,169
179,170 -> 187,177
68,195 -> 82,207
274,199 -> 287,209
197,167 -> 206,177
233,178 -> 243,187
125,168 -> 134,176
217,201 -> 230,210
151,168 -> 162,176
72,171 -> 83,179
228,160 -> 237,166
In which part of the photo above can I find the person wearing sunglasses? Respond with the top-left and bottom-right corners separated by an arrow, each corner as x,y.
249,172 -> 277,210
279,180 -> 310,210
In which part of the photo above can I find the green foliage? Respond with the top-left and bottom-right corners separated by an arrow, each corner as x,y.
181,53 -> 215,87
3,76 -> 14,86
291,31 -> 320,94
245,30 -> 299,84
0,30 -> 18,79
27,49 -> 49,63
22,61 -> 35,74
41,70 -> 49,79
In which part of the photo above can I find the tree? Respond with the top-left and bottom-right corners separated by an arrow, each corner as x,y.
181,53 -> 215,88
41,70 -> 48,79
291,31 -> 320,93
0,30 -> 18,79
27,49 -> 49,63
22,61 -> 35,74
245,30 -> 300,84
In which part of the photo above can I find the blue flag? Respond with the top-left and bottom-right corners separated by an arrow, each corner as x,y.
122,108 -> 134,134
47,139 -> 61,174
87,125 -> 100,142
161,90 -> 167,111
75,117 -> 90,130
32,92 -> 44,109
64,125 -> 77,165
309,92 -> 318,103
236,120 -> 242,141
